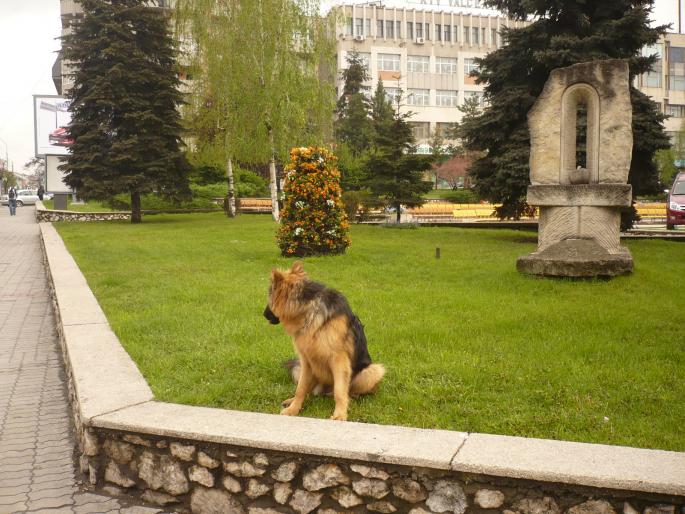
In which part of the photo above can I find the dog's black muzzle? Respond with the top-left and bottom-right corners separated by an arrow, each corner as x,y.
263,305 -> 280,325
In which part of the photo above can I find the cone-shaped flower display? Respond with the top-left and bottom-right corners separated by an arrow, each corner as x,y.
277,147 -> 351,257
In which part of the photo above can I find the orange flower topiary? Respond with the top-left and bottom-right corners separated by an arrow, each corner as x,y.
277,147 -> 351,257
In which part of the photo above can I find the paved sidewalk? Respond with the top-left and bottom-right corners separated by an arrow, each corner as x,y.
0,205 -> 163,514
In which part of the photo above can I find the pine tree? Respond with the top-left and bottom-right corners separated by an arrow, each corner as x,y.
335,52 -> 373,159
366,86 -> 433,223
460,0 -> 670,223
61,0 -> 190,223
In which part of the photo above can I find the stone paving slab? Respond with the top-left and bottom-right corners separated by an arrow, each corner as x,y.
0,207 -> 167,513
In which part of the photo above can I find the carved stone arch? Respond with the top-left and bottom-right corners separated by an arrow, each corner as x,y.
559,83 -> 600,185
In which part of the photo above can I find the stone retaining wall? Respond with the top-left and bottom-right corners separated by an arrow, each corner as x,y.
39,222 -> 685,514
36,201 -> 131,222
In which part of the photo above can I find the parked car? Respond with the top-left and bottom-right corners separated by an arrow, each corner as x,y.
667,172 -> 685,230
0,189 -> 49,206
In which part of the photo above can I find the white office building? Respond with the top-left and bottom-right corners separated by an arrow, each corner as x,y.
332,1 -> 528,151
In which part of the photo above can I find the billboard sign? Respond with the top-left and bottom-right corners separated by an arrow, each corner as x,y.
46,155 -> 71,193
34,95 -> 73,157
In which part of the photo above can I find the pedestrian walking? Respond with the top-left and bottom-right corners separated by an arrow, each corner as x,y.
37,185 -> 45,201
7,186 -> 17,216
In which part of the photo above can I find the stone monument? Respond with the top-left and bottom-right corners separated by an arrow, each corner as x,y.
517,59 -> 634,277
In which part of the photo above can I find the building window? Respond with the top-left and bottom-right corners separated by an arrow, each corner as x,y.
396,21 -> 401,39
464,91 -> 485,106
436,90 -> 458,107
355,18 -> 364,36
425,23 -> 430,40
453,25 -> 459,42
444,25 -> 451,42
409,121 -> 431,140
436,122 -> 454,138
377,19 -> 384,38
464,57 -> 479,76
472,27 -> 480,44
436,57 -> 458,74
407,21 -> 414,40
642,44 -> 662,88
346,17 -> 353,36
355,52 -> 371,71
669,46 -> 685,91
407,55 -> 430,73
667,104 -> 685,117
378,53 -> 401,72
436,24 -> 442,41
463,26 -> 470,44
366,19 -> 371,36
386,20 -> 394,39
408,88 -> 430,106
385,87 -> 400,104
491,28 -> 497,47
481,27 -> 486,45
416,23 -> 424,39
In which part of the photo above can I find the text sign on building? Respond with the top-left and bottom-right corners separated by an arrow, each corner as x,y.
34,95 -> 73,157
379,0 -> 497,13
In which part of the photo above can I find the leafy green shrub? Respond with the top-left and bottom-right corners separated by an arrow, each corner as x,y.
342,190 -> 379,223
235,168 -> 269,198
441,189 -> 479,204
107,191 -> 220,211
277,147 -> 350,257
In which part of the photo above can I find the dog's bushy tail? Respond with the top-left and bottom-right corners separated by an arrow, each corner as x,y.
350,363 -> 385,396
283,359 -> 301,383
283,359 -> 384,396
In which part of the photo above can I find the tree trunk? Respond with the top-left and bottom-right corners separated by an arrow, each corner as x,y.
268,130 -> 280,222
225,157 -> 236,217
131,191 -> 142,224
396,203 -> 401,223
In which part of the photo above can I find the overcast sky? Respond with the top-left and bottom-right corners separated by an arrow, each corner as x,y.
0,0 -> 679,175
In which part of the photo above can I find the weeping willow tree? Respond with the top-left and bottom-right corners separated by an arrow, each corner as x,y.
176,0 -> 336,221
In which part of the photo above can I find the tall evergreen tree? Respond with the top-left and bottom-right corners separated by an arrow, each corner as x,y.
61,0 -> 191,223
335,52 -> 373,158
459,0 -> 670,223
366,86 -> 432,223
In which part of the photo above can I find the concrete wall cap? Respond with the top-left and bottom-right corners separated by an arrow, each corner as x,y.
451,433 -> 685,496
92,401 -> 466,470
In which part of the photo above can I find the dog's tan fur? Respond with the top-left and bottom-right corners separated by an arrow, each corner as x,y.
268,262 -> 385,421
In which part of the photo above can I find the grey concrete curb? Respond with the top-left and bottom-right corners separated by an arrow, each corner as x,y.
39,221 -> 685,497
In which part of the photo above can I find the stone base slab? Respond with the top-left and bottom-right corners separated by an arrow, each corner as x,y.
517,238 -> 633,277
527,184 -> 632,207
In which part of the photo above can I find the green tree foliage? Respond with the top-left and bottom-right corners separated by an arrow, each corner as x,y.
277,147 -> 350,256
366,85 -> 433,223
335,52 -> 373,158
459,0 -> 670,222
176,0 -> 335,221
334,52 -> 374,191
61,0 -> 191,223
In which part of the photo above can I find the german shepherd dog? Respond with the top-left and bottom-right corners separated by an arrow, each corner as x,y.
263,262 -> 385,421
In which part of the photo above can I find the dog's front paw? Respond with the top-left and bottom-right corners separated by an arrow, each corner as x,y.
281,397 -> 295,408
330,412 -> 348,421
280,406 -> 299,416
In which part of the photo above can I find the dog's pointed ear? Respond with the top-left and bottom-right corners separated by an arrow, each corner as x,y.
290,261 -> 305,275
271,268 -> 284,283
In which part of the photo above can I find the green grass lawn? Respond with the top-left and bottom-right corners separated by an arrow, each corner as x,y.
54,213 -> 685,451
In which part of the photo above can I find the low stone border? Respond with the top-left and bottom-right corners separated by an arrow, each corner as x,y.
39,221 -> 685,513
34,201 -> 222,222
36,200 -> 131,222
